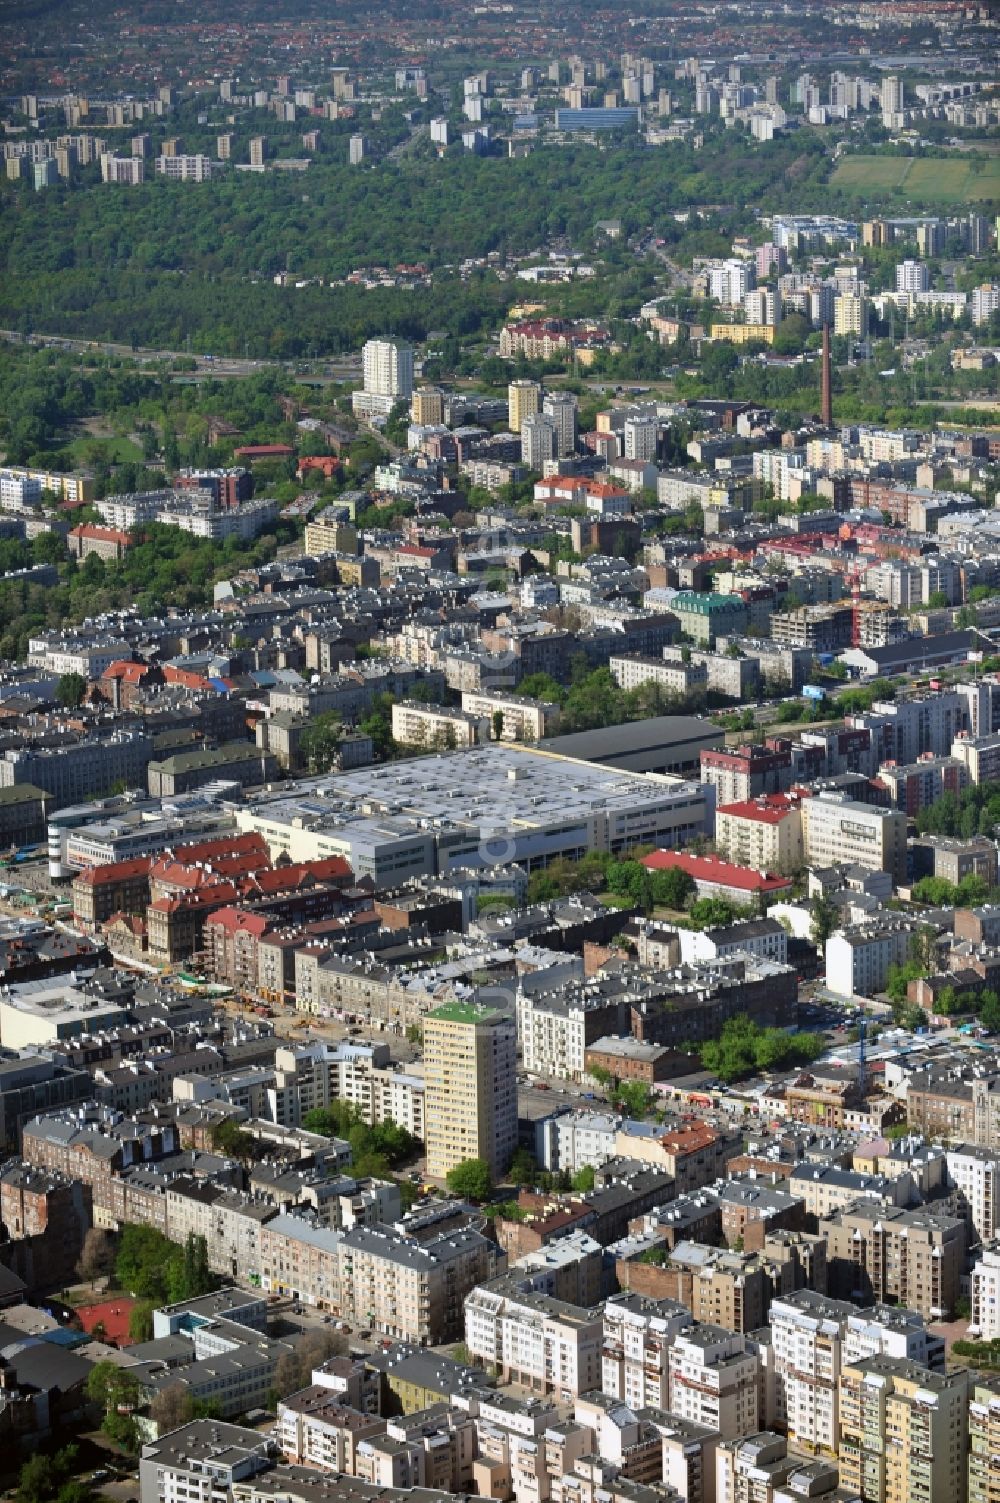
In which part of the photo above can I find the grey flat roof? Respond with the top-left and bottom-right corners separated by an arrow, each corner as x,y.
540,715 -> 723,765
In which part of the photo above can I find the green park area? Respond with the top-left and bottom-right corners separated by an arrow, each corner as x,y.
831,153 -> 1000,205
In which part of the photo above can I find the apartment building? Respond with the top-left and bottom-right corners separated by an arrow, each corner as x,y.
789,1163 -> 912,1221
22,1107 -> 177,1223
276,1389 -> 385,1472
969,1377 -> 1000,1503
464,1275 -> 603,1399
267,1042 -> 425,1140
906,1070 -> 977,1142
820,1203 -> 965,1320
535,1109 -> 620,1175
155,153 -> 213,180
460,690 -> 561,742
824,921 -> 917,999
877,755 -> 968,815
854,692 -> 966,765
0,465 -> 94,505
164,1178 -> 276,1281
945,1143 -> 1000,1245
518,984 -> 622,1084
671,593 -> 748,647
508,380 -> 542,434
716,1433 -> 839,1503
629,1244 -> 773,1335
970,1248 -> 1000,1341
609,655 -> 709,698
700,746 -> 794,807
71,855 -> 152,928
0,732 -> 155,804
258,1214 -> 497,1344
354,338 -> 414,419
838,1356 -> 968,1503
424,1002 -> 517,1183
138,1419 -> 273,1501
391,701 -> 488,750
602,1292 -> 693,1410
714,796 -> 803,875
770,1291 -> 854,1456
667,1327 -> 760,1440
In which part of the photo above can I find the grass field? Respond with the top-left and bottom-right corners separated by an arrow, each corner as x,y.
831,154 -> 1000,205
66,431 -> 144,463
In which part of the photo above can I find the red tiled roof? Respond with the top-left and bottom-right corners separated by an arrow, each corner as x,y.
105,911 -> 146,936
101,660 -> 147,682
298,455 -> 340,474
640,850 -> 792,894
162,666 -> 210,691
158,832 -> 268,865
70,524 -> 134,545
148,883 -> 240,914
660,1123 -> 718,1154
716,795 -> 799,825
73,857 -> 152,886
205,906 -> 271,938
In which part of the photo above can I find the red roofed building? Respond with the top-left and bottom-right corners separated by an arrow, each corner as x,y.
714,794 -> 803,875
233,444 -> 295,461
297,455 -> 341,481
72,857 -> 153,929
700,744 -> 794,806
242,856 -> 353,898
162,664 -> 211,692
653,1123 -> 737,1194
148,832 -> 271,900
202,907 -> 273,994
103,911 -> 148,958
147,851 -> 355,967
640,850 -> 792,908
533,476 -> 630,513
68,524 -> 135,563
80,830 -> 357,965
146,888 -> 240,964
99,660 -> 161,711
390,540 -> 455,573
499,318 -> 611,361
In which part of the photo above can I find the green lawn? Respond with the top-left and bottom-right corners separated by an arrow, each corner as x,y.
66,432 -> 145,464
831,154 -> 1000,205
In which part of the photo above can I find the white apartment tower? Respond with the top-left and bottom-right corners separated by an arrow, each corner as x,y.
362,338 -> 414,400
624,416 -> 659,462
896,259 -> 930,294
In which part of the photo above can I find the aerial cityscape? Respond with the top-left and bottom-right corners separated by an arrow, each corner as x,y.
0,3 -> 998,1503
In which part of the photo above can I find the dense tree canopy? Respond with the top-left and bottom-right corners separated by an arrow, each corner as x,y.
302,1101 -> 419,1177
696,1017 -> 824,1083
445,1158 -> 493,1201
0,134 -> 830,356
115,1224 -> 215,1305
